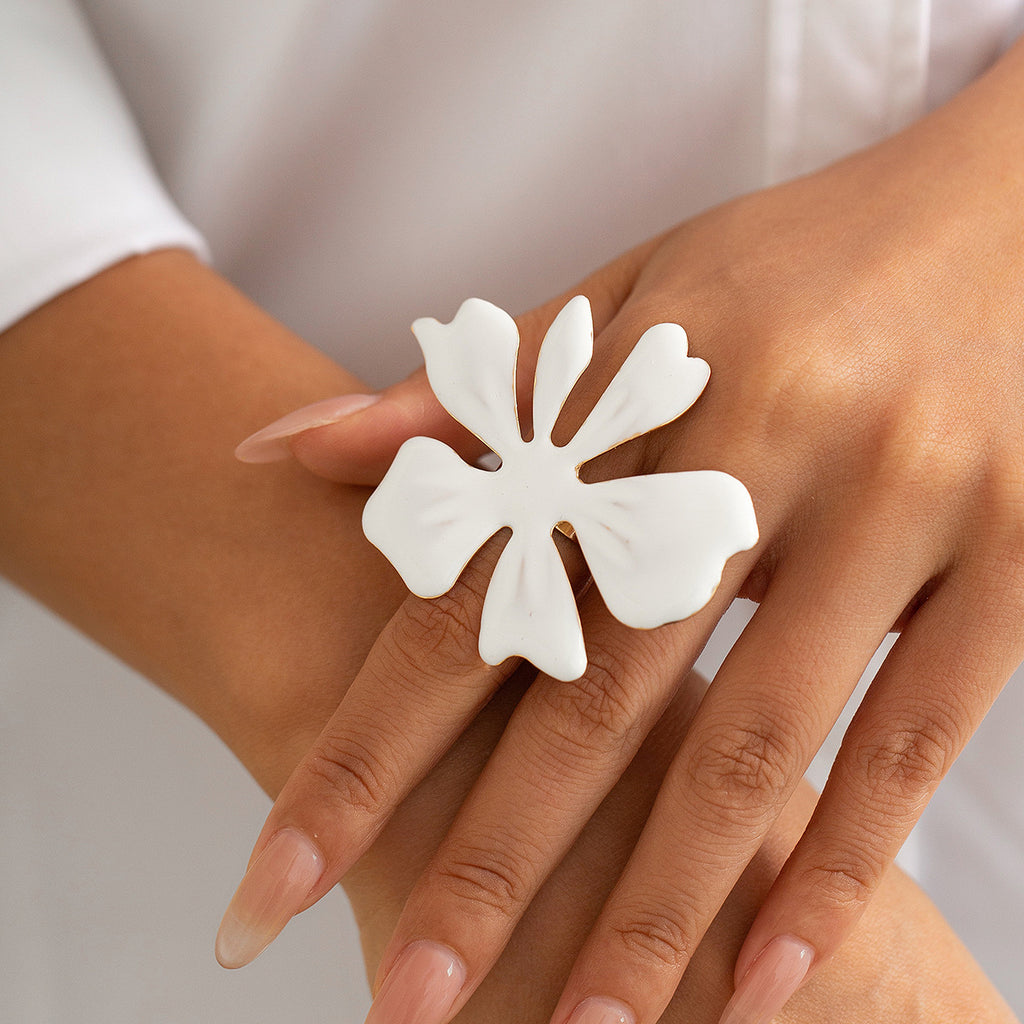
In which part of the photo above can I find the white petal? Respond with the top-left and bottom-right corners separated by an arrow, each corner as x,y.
478,528 -> 587,682
412,298 -> 523,457
570,471 -> 758,629
531,295 -> 593,442
565,322 -> 710,466
362,436 -> 503,598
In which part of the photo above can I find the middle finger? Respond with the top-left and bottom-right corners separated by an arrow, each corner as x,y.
360,552 -> 754,1024
544,514 -> 938,1024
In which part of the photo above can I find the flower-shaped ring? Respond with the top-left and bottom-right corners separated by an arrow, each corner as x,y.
362,296 -> 758,682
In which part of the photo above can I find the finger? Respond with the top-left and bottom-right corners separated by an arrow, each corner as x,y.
217,245 -> 664,967
215,530 -> 550,969
726,565 -> 1022,1023
545,524 -> 934,1024
347,278 -> 774,1021
289,368 -> 487,483
234,371 -> 485,483
235,248 -> 654,484
336,277 -> 759,1020
427,670 -> 714,1024
352,548 -> 754,1024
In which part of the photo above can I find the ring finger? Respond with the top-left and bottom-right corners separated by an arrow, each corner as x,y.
543,519 -> 937,1024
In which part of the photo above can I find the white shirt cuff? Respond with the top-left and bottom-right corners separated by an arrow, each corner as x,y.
0,0 -> 209,332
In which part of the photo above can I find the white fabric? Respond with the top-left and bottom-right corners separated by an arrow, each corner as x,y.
0,0 -> 206,331
1,1 -> 1023,1019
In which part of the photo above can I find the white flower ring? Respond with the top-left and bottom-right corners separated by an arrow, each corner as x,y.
362,296 -> 758,682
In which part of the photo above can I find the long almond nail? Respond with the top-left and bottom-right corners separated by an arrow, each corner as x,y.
719,935 -> 814,1024
235,393 -> 380,463
215,828 -> 324,968
365,941 -> 466,1024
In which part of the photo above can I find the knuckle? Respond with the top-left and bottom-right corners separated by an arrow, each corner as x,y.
869,395 -> 968,507
854,710 -> 960,804
432,831 -> 538,920
727,328 -> 854,457
535,643 -> 650,756
607,901 -> 696,973
687,710 -> 800,816
390,591 -> 482,670
802,854 -> 881,914
301,733 -> 393,820
970,460 -> 1024,579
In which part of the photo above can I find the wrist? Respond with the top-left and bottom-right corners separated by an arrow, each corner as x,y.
0,250 -> 404,788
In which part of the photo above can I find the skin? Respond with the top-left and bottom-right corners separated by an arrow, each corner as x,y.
0,252 -> 1015,1022
359,670 -> 1015,1024
240,31 -> 1024,1024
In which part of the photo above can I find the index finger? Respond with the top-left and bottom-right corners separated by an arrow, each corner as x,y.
214,529 -> 537,968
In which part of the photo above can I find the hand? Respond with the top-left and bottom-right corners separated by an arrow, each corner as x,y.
2,248 -> 1012,1024
224,38 -> 1024,1024
353,669 -> 1017,1024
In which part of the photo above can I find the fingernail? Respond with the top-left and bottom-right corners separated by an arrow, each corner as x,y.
719,935 -> 814,1024
564,996 -> 636,1024
235,393 -> 381,463
365,941 -> 466,1024
215,828 -> 324,968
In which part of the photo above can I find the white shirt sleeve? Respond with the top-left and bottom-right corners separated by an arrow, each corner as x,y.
0,0 -> 208,332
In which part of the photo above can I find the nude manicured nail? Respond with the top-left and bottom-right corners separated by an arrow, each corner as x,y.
564,996 -> 636,1024
365,941 -> 466,1024
235,393 -> 380,462
719,935 -> 814,1024
215,828 -> 324,969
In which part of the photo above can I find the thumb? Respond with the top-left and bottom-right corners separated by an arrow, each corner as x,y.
235,367 -> 485,485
